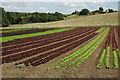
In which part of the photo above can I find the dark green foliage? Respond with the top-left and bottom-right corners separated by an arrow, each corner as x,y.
0,7 -> 2,26
79,9 -> 90,15
90,7 -> 105,14
2,21 -> 10,27
29,16 -> 37,23
71,10 -> 80,15
108,9 -> 114,13
1,6 -> 117,27
53,12 -> 64,20
99,7 -> 104,13
98,7 -> 107,14
2,8 -> 10,27
1,8 -> 65,27
15,17 -> 22,24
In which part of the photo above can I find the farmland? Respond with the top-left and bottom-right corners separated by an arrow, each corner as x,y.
1,27 -> 119,78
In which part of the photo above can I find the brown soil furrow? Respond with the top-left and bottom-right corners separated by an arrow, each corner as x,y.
2,28 -> 90,49
14,30 -> 99,66
30,33 -> 97,66
2,28 -> 98,56
2,28 -> 98,64
0,29 -> 13,31
2,28 -> 95,58
2,28 -> 95,47
2,28 -> 79,46
2,28 -> 55,37
16,33 -> 97,66
2,28 -> 88,51
16,30 -> 99,65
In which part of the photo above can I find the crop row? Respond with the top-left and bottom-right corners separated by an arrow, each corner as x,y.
2,28 -> 92,51
2,28 -> 97,47
116,27 -> 120,38
19,32 -> 97,66
0,28 -> 36,33
1,28 -> 75,42
2,28 -> 98,64
73,28 -> 109,69
97,27 -> 112,69
2,28 -> 55,37
97,27 -> 119,69
2,28 -> 80,46
1,28 -> 100,66
112,27 -> 119,69
0,29 -> 13,31
54,27 -> 109,69
2,28 -> 98,56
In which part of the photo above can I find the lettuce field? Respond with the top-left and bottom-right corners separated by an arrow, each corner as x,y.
1,27 -> 119,78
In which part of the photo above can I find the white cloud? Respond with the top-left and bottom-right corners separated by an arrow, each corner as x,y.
33,7 -> 49,13
63,2 -> 88,8
0,2 -> 118,14
1,2 -> 49,12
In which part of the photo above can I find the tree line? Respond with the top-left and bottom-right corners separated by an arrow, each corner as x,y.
71,7 -> 117,15
1,7 -> 117,27
1,8 -> 67,27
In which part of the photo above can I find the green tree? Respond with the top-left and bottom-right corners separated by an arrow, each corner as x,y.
2,8 -> 10,27
79,9 -> 90,15
108,9 -> 114,13
53,12 -> 64,20
71,10 -> 80,15
15,17 -> 22,24
6,12 -> 14,24
1,8 -> 65,27
29,16 -> 37,23
99,7 -> 104,12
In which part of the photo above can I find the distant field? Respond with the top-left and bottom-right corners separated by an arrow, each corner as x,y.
9,12 -> 118,28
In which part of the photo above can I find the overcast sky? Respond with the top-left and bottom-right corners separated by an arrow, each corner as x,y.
1,2 -> 118,14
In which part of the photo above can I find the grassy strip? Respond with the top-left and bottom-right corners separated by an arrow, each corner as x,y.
113,50 -> 119,69
0,28 -> 75,42
105,46 -> 110,69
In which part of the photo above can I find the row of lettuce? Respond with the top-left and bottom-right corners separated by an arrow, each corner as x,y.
53,27 -> 119,70
1,27 -> 119,69
0,28 -> 75,42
